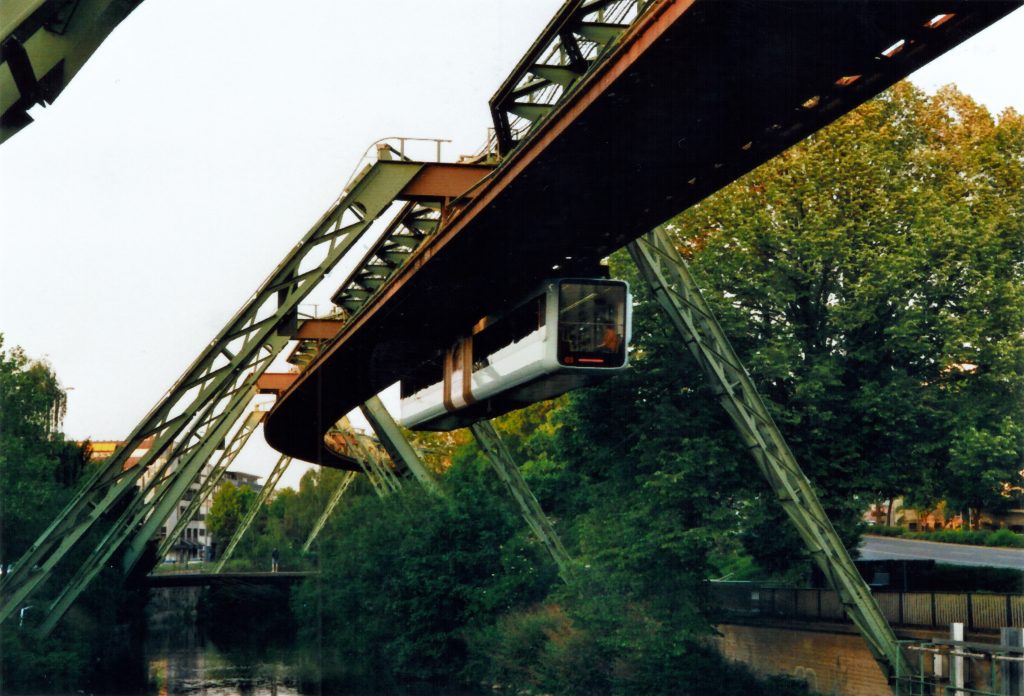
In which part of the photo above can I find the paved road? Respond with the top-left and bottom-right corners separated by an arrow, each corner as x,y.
859,535 -> 1024,570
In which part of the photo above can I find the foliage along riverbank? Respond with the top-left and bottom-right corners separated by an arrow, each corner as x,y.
0,337 -> 149,695
3,80 -> 1021,694
209,83 -> 1023,694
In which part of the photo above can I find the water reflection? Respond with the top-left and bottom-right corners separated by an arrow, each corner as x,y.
147,645 -> 299,696
146,585 -> 302,696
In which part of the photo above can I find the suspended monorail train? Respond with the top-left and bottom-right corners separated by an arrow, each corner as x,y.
399,278 -> 631,431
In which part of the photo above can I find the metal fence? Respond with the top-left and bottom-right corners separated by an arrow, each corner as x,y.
713,582 -> 1024,633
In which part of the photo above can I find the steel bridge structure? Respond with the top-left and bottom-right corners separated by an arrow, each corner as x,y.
2,1 -> 1021,692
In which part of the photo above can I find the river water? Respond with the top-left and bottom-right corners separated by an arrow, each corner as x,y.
144,584 -> 473,695
146,641 -> 302,696
146,585 -> 307,696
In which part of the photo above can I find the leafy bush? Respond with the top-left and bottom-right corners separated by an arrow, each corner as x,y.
986,528 -> 1024,549
869,526 -> 1024,549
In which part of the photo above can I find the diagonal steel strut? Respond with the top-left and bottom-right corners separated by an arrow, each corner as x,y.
152,408 -> 265,563
360,396 -> 439,495
303,471 -> 358,553
0,157 -> 425,626
627,226 -> 912,688
470,420 -> 574,583
214,453 -> 292,572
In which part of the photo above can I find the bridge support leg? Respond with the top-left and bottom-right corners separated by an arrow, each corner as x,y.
469,421 -> 574,583
33,385 -> 258,636
627,226 -> 912,690
215,454 -> 292,572
361,396 -> 440,495
0,157 -> 426,626
326,419 -> 402,497
303,471 -> 358,552
153,408 -> 265,563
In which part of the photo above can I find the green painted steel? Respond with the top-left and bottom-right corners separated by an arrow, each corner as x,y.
0,0 -> 145,144
153,409 -> 265,562
117,387 -> 261,576
469,420 -> 574,583
214,454 -> 292,573
360,396 -> 440,495
489,0 -> 652,157
303,403 -> 430,551
627,226 -> 912,689
332,202 -> 441,316
37,385 -> 257,636
0,156 -> 425,627
326,419 -> 402,498
302,471 -> 358,553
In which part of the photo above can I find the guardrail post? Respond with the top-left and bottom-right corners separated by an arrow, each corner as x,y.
951,623 -> 965,696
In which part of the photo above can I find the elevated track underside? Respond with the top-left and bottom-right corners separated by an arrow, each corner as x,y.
264,0 -> 1020,467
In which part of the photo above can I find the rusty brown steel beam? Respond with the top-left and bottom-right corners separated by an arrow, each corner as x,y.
255,372 -> 297,396
397,163 -> 495,202
294,319 -> 343,340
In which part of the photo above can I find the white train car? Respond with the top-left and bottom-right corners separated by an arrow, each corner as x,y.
400,278 -> 631,431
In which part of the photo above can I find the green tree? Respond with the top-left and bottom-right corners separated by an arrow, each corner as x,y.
0,336 -> 148,694
292,451 -> 555,691
206,480 -> 256,550
0,336 -> 86,570
946,418 -> 1024,526
666,82 -> 1023,547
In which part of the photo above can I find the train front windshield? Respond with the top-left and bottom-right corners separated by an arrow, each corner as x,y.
557,280 -> 627,367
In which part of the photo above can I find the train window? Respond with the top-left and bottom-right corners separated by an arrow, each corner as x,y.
557,281 -> 627,367
473,296 -> 545,370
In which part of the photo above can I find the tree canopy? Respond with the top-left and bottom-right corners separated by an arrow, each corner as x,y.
0,336 -> 85,569
0,336 -> 148,694
672,83 -> 1024,536
241,84 -> 1023,692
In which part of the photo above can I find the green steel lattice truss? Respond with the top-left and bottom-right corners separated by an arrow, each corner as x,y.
303,470 -> 358,553
469,420 -> 575,584
214,453 -> 293,572
155,408 -> 265,562
627,227 -> 912,686
0,157 -> 428,631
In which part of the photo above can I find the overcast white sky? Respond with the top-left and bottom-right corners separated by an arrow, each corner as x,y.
1,2 -> 1021,489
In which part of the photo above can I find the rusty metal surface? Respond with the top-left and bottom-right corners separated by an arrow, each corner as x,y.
398,163 -> 495,201
255,372 -> 297,396
294,319 -> 343,341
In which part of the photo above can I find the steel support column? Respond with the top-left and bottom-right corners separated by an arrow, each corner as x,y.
325,420 -> 401,498
627,226 -> 911,687
302,471 -> 358,553
469,420 -> 574,582
360,396 -> 440,495
1,156 -> 424,626
214,454 -> 292,572
153,409 -> 265,562
36,385 -> 258,635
